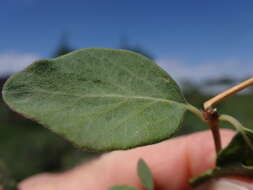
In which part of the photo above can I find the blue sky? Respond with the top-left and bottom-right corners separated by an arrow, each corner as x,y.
1,0 -> 253,80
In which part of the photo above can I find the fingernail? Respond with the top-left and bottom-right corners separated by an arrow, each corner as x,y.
195,178 -> 253,190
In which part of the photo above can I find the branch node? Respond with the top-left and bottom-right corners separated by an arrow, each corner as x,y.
203,108 -> 222,154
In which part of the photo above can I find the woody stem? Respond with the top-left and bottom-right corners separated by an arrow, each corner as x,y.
203,109 -> 221,154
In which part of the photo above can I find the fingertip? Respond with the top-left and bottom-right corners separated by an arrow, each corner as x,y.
102,129 -> 235,190
185,129 -> 235,178
18,173 -> 60,190
17,129 -> 236,190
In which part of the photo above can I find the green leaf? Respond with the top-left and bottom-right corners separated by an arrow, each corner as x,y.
217,130 -> 253,167
190,164 -> 253,187
0,160 -> 17,190
137,159 -> 154,190
191,129 -> 253,187
108,185 -> 139,190
3,48 -> 186,151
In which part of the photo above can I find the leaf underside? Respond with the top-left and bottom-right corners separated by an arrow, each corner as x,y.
3,48 -> 186,151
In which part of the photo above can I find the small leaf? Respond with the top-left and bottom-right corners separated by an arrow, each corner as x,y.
137,159 -> 154,190
108,185 -> 139,190
217,130 -> 253,167
190,129 -> 253,187
3,48 -> 187,151
190,164 -> 253,187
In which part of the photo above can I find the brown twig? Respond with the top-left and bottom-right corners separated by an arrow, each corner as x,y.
203,77 -> 253,154
203,108 -> 221,154
204,77 -> 253,110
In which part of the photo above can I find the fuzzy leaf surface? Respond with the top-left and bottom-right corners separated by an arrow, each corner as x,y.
138,159 -> 154,190
3,48 -> 186,151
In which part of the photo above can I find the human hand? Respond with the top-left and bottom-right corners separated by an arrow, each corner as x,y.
18,129 -> 250,190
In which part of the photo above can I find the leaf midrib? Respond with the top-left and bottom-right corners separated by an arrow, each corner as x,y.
6,87 -> 186,106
